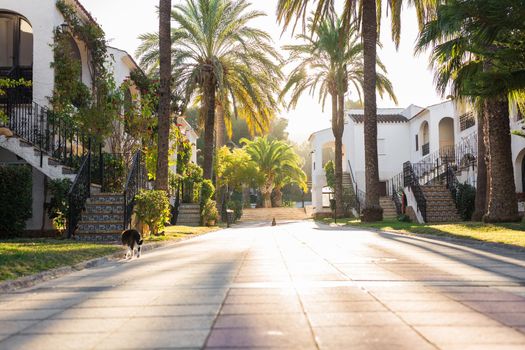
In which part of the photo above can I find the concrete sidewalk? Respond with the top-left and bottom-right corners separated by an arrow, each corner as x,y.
1,221 -> 525,349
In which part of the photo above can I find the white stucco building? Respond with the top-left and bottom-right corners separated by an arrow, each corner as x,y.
309,100 -> 525,219
0,0 -> 198,234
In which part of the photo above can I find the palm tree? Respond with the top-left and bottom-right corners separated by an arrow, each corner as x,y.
241,137 -> 306,208
416,0 -> 524,222
281,16 -> 396,217
137,0 -> 283,180
277,0 -> 436,221
155,0 -> 172,191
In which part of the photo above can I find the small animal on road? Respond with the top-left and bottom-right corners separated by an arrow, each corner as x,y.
121,229 -> 143,259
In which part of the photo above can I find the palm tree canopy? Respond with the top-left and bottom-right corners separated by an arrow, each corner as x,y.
281,15 -> 397,111
241,137 -> 307,192
136,0 -> 284,136
276,0 -> 438,48
416,0 -> 525,103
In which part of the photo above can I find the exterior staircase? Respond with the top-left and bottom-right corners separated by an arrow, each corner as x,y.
421,185 -> 461,223
240,207 -> 311,222
75,193 -> 125,242
380,197 -> 398,220
0,135 -> 76,181
176,203 -> 201,226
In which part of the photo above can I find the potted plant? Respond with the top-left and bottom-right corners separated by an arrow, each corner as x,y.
202,200 -> 219,226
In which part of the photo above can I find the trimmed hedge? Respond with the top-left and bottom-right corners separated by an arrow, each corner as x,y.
0,165 -> 32,236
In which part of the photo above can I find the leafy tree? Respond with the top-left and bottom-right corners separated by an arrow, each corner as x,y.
277,0 -> 436,222
416,0 -> 524,222
241,137 -> 307,208
216,147 -> 260,191
137,0 -> 283,180
324,160 -> 335,191
281,16 -> 395,217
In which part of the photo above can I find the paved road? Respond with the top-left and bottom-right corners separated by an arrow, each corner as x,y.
1,221 -> 525,349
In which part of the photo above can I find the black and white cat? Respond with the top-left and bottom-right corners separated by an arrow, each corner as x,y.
121,229 -> 143,259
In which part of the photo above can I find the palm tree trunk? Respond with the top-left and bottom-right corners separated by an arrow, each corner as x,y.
215,103 -> 226,219
154,0 -> 172,191
483,97 -> 520,222
215,103 -> 226,149
361,0 -> 383,222
272,187 -> 283,207
332,92 -> 344,218
202,74 -> 216,180
472,110 -> 487,221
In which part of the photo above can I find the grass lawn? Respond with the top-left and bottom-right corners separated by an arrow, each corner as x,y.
145,225 -> 222,242
319,218 -> 525,248
0,225 -> 221,283
0,240 -> 123,282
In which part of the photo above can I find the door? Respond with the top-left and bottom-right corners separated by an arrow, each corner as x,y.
0,14 -> 15,70
379,181 -> 387,197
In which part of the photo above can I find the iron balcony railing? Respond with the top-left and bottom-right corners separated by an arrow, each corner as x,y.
1,88 -> 92,169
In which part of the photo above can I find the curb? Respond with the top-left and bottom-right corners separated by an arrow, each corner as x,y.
0,231 -> 214,294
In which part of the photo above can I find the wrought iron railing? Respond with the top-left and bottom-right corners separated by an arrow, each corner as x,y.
123,150 -> 147,229
403,161 -> 427,222
347,160 -> 363,213
91,149 -> 133,193
0,89 -> 92,168
445,161 -> 460,208
67,149 -> 91,238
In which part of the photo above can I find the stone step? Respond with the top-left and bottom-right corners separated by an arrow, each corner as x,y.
88,195 -> 124,204
85,203 -> 125,214
75,232 -> 121,242
77,221 -> 125,233
81,213 -> 124,222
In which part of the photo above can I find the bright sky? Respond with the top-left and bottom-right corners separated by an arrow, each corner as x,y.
81,0 -> 443,143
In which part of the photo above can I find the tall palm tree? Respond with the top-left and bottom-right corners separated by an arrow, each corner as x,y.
137,0 -> 283,180
416,0 -> 524,222
155,0 -> 172,191
281,16 -> 396,217
241,137 -> 306,208
277,0 -> 436,221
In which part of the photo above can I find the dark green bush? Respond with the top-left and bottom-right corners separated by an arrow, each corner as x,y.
47,179 -> 72,234
200,179 -> 215,205
227,199 -> 243,221
0,165 -> 32,235
455,183 -> 476,221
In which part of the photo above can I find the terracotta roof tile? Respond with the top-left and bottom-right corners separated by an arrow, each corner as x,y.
349,114 -> 408,123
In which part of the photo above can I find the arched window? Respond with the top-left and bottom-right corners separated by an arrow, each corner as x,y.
0,12 -> 33,71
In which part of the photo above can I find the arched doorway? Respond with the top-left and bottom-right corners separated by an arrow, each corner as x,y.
419,121 -> 430,156
0,11 -> 33,101
439,117 -> 455,158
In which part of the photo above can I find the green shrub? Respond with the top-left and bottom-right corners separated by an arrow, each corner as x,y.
0,165 -> 32,236
455,183 -> 476,221
202,199 -> 219,225
324,160 -> 335,191
200,179 -> 215,205
227,199 -> 243,221
134,190 -> 170,235
48,179 -> 72,234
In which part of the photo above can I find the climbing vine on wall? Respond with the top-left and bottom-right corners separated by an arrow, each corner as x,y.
51,0 -> 119,140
